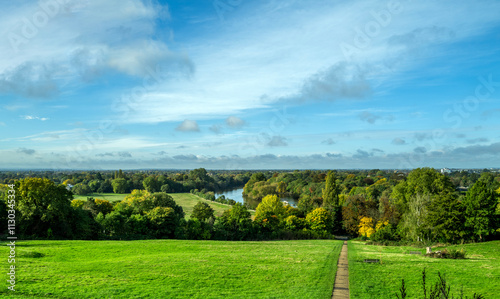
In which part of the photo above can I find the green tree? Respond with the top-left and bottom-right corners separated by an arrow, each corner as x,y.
191,201 -> 215,222
277,181 -> 287,196
322,171 -> 342,232
143,176 -> 160,193
71,183 -> 92,195
255,194 -> 286,220
15,178 -> 74,238
399,194 -> 430,242
391,168 -> 454,213
463,180 -> 498,241
214,203 -> 253,240
88,180 -> 101,192
97,179 -> 113,193
426,192 -> 466,242
189,168 -> 209,181
117,190 -> 184,219
322,171 -> 339,209
146,207 -> 177,238
111,178 -> 129,194
306,207 -> 333,233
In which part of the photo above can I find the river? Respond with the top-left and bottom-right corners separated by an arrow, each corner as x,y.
216,188 -> 298,209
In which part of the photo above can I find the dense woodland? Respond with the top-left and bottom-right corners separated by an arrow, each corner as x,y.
1,168 -> 499,243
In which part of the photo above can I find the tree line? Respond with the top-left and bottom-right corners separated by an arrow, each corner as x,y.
243,168 -> 500,243
0,168 -> 252,196
0,168 -> 498,243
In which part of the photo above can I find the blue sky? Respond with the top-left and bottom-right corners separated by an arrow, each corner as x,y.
0,0 -> 499,170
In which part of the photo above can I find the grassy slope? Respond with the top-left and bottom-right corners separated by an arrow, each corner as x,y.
73,192 -> 254,218
0,239 -> 342,299
169,193 -> 241,218
72,193 -> 128,202
348,240 -> 500,298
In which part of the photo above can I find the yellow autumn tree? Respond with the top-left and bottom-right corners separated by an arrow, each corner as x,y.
375,219 -> 389,231
358,216 -> 375,237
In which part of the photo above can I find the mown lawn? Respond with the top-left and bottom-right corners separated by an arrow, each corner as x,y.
0,239 -> 342,298
72,193 -> 128,202
348,240 -> 500,298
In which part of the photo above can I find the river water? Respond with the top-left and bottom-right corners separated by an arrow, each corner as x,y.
216,188 -> 298,209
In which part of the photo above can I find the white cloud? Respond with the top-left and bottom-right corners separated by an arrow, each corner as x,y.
226,116 -> 245,128
23,115 -> 49,121
0,0 -> 192,98
176,120 -> 200,132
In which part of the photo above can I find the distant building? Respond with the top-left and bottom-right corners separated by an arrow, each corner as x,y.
440,168 -> 451,174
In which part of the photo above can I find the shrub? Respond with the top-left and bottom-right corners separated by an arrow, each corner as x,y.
358,216 -> 375,238
284,215 -> 305,231
426,248 -> 466,259
371,223 -> 397,242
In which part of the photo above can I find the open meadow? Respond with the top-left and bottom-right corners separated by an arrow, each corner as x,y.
72,193 -> 128,202
73,192 -> 253,219
348,240 -> 500,298
0,239 -> 342,298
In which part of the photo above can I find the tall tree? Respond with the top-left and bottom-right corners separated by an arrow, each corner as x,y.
426,192 -> 466,242
322,171 -> 339,209
391,168 -> 454,214
400,194 -> 430,242
322,171 -> 342,232
463,180 -> 498,241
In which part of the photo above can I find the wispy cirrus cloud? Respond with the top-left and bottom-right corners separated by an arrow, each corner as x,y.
23,115 -> 49,121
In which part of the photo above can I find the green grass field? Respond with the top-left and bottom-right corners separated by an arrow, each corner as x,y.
348,240 -> 500,298
0,239 -> 342,298
72,193 -> 128,202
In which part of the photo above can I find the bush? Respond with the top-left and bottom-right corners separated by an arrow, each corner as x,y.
371,223 -> 397,242
284,215 -> 305,231
426,248 -> 466,259
185,219 -> 211,240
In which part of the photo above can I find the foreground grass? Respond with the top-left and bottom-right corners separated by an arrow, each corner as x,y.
348,240 -> 500,298
0,239 -> 341,298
